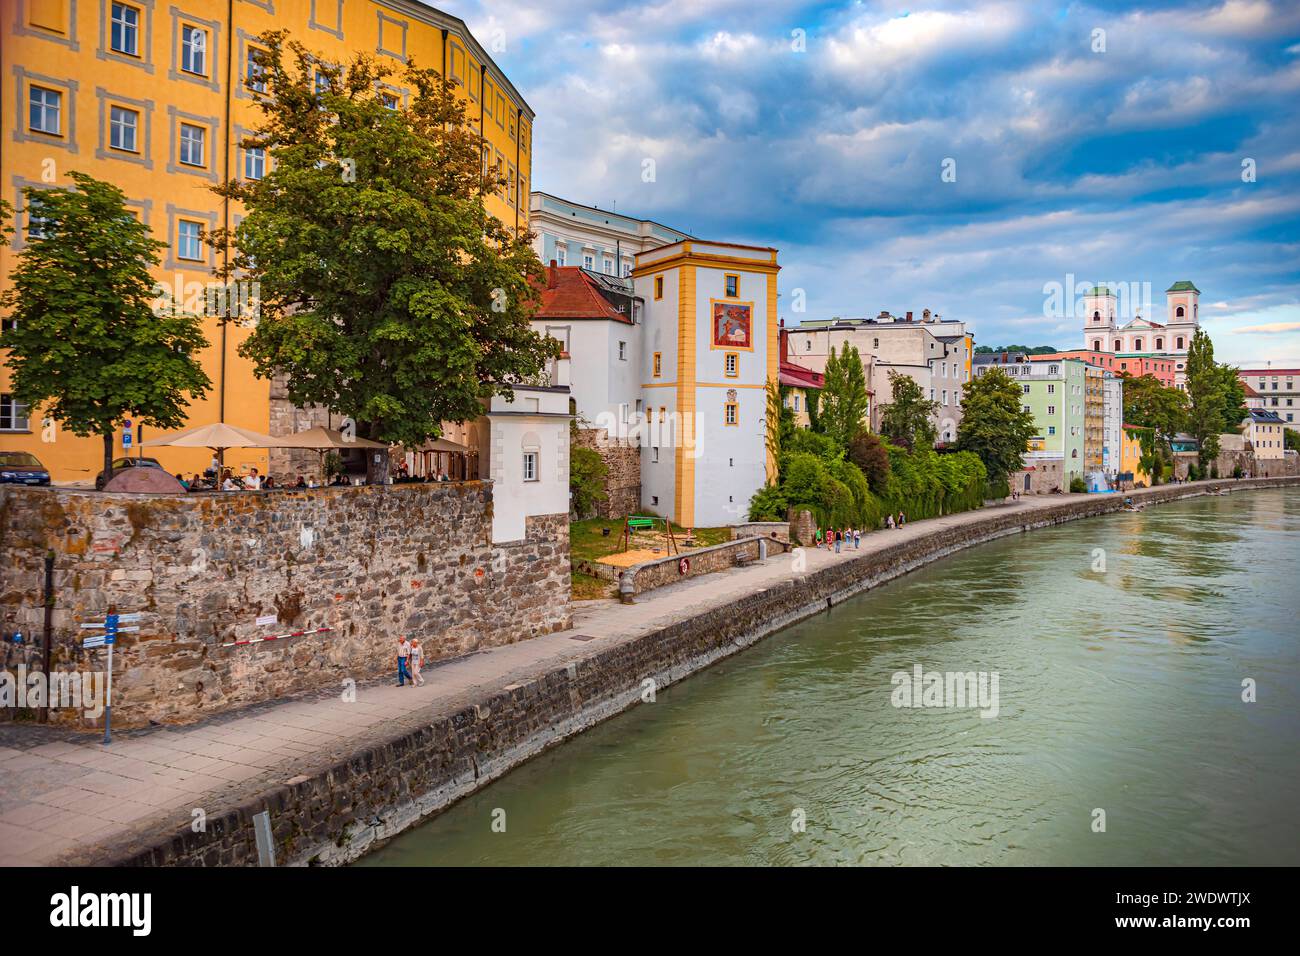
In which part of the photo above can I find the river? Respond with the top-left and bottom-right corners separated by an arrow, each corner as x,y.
359,489 -> 1300,866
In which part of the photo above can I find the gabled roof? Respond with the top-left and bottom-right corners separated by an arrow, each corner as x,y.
531,266 -> 632,324
1166,280 -> 1200,294
1246,408 -> 1285,424
779,360 -> 824,390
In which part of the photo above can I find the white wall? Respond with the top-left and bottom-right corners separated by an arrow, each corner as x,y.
484,386 -> 571,543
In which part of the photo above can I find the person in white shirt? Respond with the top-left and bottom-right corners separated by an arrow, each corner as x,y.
244,468 -> 262,490
409,638 -> 426,686
396,636 -> 411,686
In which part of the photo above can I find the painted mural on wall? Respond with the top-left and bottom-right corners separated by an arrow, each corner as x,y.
713,303 -> 752,349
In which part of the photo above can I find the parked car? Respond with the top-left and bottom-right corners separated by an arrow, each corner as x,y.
95,456 -> 164,490
0,451 -> 51,486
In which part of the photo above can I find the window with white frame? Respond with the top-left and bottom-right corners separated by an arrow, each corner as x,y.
177,219 -> 203,261
29,86 -> 61,135
108,105 -> 138,151
247,48 -> 267,93
583,253 -> 594,270
618,341 -> 626,361
181,25 -> 207,76
555,246 -> 566,266
522,451 -> 538,481
179,123 -> 205,166
244,146 -> 266,180
1,395 -> 31,431
111,3 -> 140,56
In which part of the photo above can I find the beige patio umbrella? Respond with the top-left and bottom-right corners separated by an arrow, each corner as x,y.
274,426 -> 388,483
142,421 -> 283,469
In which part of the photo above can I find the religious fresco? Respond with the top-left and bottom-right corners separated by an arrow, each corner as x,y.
713,302 -> 752,349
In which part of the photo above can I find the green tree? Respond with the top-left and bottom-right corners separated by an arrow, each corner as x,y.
953,366 -> 1038,484
847,429 -> 891,495
214,33 -> 558,482
819,344 -> 870,449
1215,365 -> 1247,433
878,370 -> 938,450
1122,373 -> 1187,439
0,173 -> 210,479
1183,329 -> 1226,468
569,446 -> 608,518
1285,429 -> 1300,453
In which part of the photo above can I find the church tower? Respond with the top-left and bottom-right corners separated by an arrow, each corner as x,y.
1082,286 -> 1117,352
1165,281 -> 1199,354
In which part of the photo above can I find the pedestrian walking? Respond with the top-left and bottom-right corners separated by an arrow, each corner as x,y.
886,513 -> 895,529
815,527 -> 824,548
854,528 -> 861,549
898,511 -> 906,527
396,635 -> 411,686
409,638 -> 426,686
834,529 -> 842,553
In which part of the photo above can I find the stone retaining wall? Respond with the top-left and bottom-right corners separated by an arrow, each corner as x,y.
0,483 -> 571,729
75,477 -> 1298,866
572,428 -> 641,518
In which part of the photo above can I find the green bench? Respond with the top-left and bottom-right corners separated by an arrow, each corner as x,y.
625,516 -> 656,530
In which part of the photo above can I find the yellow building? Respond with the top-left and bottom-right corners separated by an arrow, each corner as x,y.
1120,425 -> 1150,487
1,0 -> 533,482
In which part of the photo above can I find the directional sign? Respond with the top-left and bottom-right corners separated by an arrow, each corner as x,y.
83,634 -> 107,649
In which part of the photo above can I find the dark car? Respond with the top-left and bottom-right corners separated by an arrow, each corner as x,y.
95,456 -> 164,490
0,451 -> 51,486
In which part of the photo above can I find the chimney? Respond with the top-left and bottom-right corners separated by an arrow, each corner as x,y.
548,259 -> 558,289
779,326 -> 789,364
906,311 -> 913,322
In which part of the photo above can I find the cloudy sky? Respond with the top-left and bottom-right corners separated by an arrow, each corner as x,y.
444,0 -> 1299,366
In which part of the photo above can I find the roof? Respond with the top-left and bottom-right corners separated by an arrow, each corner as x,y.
1242,382 -> 1261,397
1087,286 -> 1113,296
1246,409 -> 1286,424
779,361 -> 824,390
529,192 -> 693,242
1239,368 -> 1300,376
531,266 -> 631,323
1165,280 -> 1201,294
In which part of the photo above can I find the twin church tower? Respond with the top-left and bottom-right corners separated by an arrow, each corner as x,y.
1081,281 -> 1201,388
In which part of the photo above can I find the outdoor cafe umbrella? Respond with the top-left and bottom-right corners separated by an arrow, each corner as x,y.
274,426 -> 388,482
415,436 -> 471,479
141,421 -> 282,469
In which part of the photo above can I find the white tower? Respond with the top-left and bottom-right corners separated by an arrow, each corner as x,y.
1165,281 -> 1200,355
1082,286 -> 1117,352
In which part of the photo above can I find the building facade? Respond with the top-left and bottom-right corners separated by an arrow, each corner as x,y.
1080,281 -> 1201,389
1239,368 -> 1299,430
1243,408 -> 1287,460
1,0 -> 534,482
529,191 -> 691,279
632,240 -> 779,529
1013,358 -> 1087,488
792,310 -> 973,444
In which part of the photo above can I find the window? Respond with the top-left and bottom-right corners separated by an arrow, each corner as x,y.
522,452 -> 538,482
1155,337 -> 1163,350
1176,337 -> 1184,349
27,204 -> 52,240
246,48 -> 267,93
29,86 -> 61,135
109,105 -> 138,152
111,3 -> 140,55
244,146 -> 265,180
181,24 -> 207,76
1,395 -> 31,431
583,253 -> 594,270
1134,339 -> 1143,351
1047,405 -> 1056,415
380,92 -> 399,110
654,276 -> 664,300
1047,384 -> 1055,394
659,406 -> 666,423
725,403 -> 738,426
603,257 -> 613,275
724,353 -> 738,377
1176,305 -> 1185,317
942,390 -> 949,405
618,341 -> 627,361
1048,426 -> 1056,436
622,260 -> 632,278
555,247 -> 566,266
725,274 -> 739,297
1114,340 -> 1121,351
315,71 -> 330,95
178,122 -> 205,166
1048,365 -> 1059,375
653,352 -> 662,377
651,446 -> 659,463
176,219 -> 203,261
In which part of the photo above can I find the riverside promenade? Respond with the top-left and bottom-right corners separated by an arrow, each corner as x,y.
0,481 -> 1290,866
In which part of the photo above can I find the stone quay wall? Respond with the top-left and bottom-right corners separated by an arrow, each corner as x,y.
76,477 -> 1299,866
0,483 -> 571,729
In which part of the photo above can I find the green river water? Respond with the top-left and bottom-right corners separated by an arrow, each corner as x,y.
360,489 -> 1300,866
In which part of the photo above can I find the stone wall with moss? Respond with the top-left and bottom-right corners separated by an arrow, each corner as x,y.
0,483 -> 570,729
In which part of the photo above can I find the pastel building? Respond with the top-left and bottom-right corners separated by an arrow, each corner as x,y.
792,310 -> 973,444
1243,409 -> 1287,460
633,241 -> 780,528
1239,367 -> 1299,429
1,0 -> 534,482
530,192 -> 692,279
1015,358 -> 1088,488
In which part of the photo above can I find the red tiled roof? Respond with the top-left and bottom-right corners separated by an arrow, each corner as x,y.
531,266 -> 631,323
779,360 -> 824,390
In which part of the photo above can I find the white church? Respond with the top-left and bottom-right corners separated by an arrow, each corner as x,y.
1082,280 -> 1202,388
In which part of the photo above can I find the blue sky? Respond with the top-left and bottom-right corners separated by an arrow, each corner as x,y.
443,0 -> 1299,365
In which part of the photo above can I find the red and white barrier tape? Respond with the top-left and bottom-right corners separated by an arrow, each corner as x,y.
221,627 -> 331,649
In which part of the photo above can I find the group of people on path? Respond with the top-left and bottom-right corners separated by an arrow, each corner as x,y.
813,512 -> 909,552
395,635 -> 426,687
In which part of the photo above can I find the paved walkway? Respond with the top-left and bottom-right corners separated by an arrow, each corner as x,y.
0,489 -> 1192,865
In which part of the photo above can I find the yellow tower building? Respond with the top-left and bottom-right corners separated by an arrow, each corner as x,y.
1,0 -> 534,482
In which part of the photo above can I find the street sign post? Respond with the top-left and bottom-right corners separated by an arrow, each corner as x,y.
80,611 -> 139,745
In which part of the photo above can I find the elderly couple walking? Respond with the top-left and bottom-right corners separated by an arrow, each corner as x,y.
396,635 -> 426,686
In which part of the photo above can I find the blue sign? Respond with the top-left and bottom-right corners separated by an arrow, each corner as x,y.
122,425 -> 132,449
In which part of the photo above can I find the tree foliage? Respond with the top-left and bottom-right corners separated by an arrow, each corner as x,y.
953,366 -> 1038,483
568,446 -> 608,518
1183,329 -> 1226,467
0,172 -> 210,476
819,344 -> 870,448
847,429 -> 891,495
214,33 -> 558,478
878,370 -> 938,450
